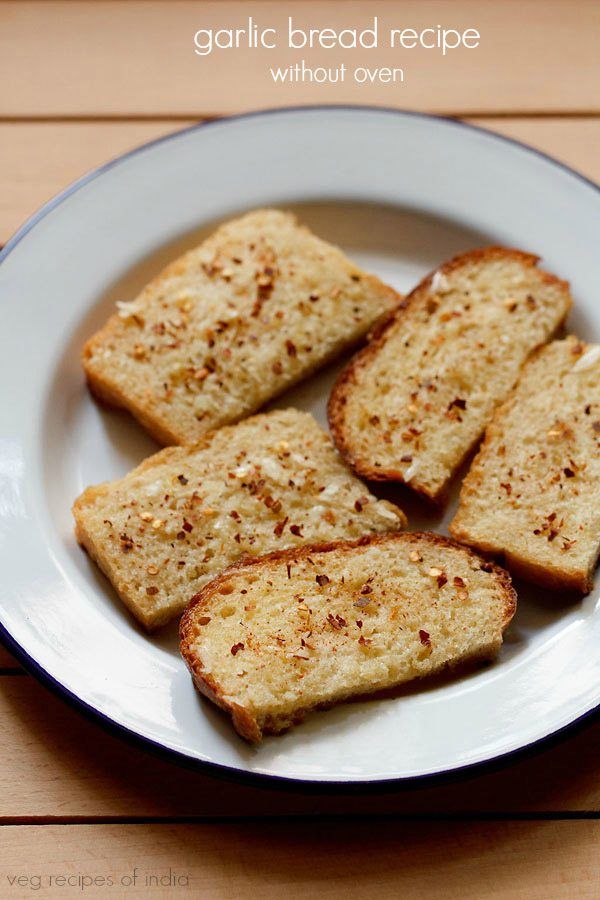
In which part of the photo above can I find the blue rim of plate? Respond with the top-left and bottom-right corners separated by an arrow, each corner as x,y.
1,105 -> 599,793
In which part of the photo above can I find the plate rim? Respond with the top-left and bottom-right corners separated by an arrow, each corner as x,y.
1,104 -> 599,791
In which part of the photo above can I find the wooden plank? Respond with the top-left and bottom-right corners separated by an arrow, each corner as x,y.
0,646 -> 18,670
1,820 -> 599,897
0,117 -> 598,245
471,117 -> 600,186
1,676 -> 600,818
0,656 -> 16,669
0,2 -> 598,117
0,120 -> 196,243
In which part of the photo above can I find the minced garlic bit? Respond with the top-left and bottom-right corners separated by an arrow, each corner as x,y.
116,299 -> 144,319
152,518 -> 164,529
409,550 -> 422,563
403,460 -> 420,483
428,567 -> 443,578
377,504 -> 401,522
572,345 -> 600,373
430,270 -> 451,294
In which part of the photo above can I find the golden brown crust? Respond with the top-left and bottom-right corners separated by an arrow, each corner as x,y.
449,339 -> 595,594
83,321 -> 190,446
83,210 -> 401,447
73,491 -> 162,631
71,425 -> 239,631
449,526 -> 593,594
180,531 -> 517,741
328,247 -> 571,498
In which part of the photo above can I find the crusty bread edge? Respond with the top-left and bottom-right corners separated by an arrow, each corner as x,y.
83,209 -> 402,447
450,340 -> 596,594
328,247 -> 572,501
72,473 -> 182,632
179,531 -> 517,742
72,435 -> 216,631
72,408 -> 407,630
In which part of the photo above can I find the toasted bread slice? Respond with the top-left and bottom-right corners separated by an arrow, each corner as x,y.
450,337 -> 600,592
180,532 -> 515,742
328,248 -> 572,501
73,409 -> 406,629
83,208 -> 399,445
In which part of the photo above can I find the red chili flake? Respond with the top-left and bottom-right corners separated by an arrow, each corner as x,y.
290,524 -> 303,536
369,415 -> 380,426
500,482 -> 512,495
400,454 -> 413,463
285,340 -> 297,357
327,613 -> 341,631
198,616 -> 211,626
230,642 -> 245,656
437,574 -> 448,588
354,499 -> 363,512
584,405 -> 591,415
273,517 -> 289,537
177,474 -> 189,485
119,533 -> 134,552
264,495 -> 282,513
356,620 -> 363,628
182,520 -> 193,533
286,563 -> 292,579
448,397 -> 467,411
453,576 -> 466,587
360,584 -> 373,595
230,510 -> 241,521
564,468 -> 575,478
419,629 -> 431,646
358,634 -> 372,646
309,293 -> 320,302
336,615 -> 347,627
272,361 -> 283,375
316,574 -> 330,587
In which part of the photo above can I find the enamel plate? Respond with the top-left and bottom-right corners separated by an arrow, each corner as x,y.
1,107 -> 599,786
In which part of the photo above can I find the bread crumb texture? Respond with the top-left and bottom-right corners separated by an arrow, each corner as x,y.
329,248 -> 572,499
72,409 -> 406,629
83,208 -> 399,445
180,532 -> 515,741
451,337 -> 600,592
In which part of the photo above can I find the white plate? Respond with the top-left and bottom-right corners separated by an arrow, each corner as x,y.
1,107 -> 599,787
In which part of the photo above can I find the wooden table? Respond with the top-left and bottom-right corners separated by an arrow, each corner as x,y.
1,2 -> 599,896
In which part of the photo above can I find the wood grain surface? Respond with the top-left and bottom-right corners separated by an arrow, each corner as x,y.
1,1 -> 598,116
1,117 -> 598,245
1,2 -> 599,897
2,820 -> 600,898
